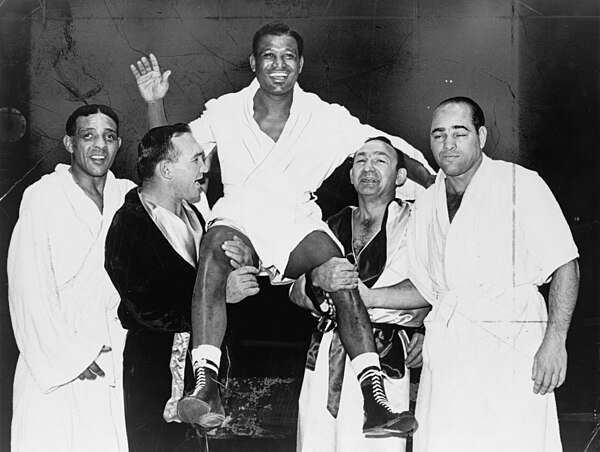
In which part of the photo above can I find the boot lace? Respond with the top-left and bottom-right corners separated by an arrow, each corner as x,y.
191,366 -> 206,397
370,372 -> 394,413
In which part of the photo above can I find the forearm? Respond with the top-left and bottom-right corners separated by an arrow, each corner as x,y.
147,100 -> 168,128
404,155 -> 435,188
362,278 -> 431,310
545,259 -> 580,341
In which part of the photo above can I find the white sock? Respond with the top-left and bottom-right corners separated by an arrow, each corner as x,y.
191,345 -> 221,374
351,352 -> 381,384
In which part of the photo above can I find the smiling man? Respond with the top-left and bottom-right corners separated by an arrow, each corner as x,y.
8,104 -> 134,451
291,137 -> 430,451
408,97 -> 580,451
130,22 -> 434,435
105,124 -> 259,451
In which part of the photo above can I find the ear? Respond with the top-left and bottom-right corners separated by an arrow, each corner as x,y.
299,55 -> 304,73
63,135 -> 74,154
478,126 -> 488,149
117,137 -> 122,150
395,167 -> 408,187
349,167 -> 355,185
249,54 -> 256,73
158,160 -> 171,180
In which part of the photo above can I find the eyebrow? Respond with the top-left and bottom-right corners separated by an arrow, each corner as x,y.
259,46 -> 298,54
431,125 -> 469,134
78,126 -> 117,133
355,150 -> 392,159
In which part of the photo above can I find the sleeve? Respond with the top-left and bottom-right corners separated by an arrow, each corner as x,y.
516,171 -> 579,283
105,210 -> 190,332
7,189 -> 105,393
335,105 -> 434,200
188,98 -> 218,156
406,203 -> 438,303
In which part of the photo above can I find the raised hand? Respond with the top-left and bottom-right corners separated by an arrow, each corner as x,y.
130,53 -> 171,102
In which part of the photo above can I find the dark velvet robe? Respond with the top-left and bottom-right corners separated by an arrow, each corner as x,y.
105,188 -> 203,452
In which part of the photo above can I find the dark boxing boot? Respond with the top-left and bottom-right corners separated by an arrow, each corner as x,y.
177,366 -> 225,428
360,367 -> 418,437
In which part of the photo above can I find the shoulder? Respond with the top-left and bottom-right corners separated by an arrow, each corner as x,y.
206,82 -> 252,109
327,205 -> 353,228
488,158 -> 547,191
111,189 -> 148,229
113,175 -> 137,193
20,171 -> 63,212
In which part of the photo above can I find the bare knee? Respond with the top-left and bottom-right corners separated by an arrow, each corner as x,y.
199,226 -> 255,267
285,231 -> 343,278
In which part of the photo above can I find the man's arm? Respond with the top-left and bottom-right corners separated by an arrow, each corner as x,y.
532,258 -> 579,395
8,190 -> 106,392
130,53 -> 171,128
404,156 -> 436,189
358,278 -> 431,310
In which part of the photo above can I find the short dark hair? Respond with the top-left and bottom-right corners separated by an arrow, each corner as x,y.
65,104 -> 119,136
363,136 -> 406,169
137,123 -> 191,182
437,96 -> 485,130
252,21 -> 304,58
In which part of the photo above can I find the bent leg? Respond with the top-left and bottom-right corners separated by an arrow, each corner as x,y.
286,231 -> 417,436
191,225 -> 257,348
284,230 -> 375,359
179,225 -> 257,427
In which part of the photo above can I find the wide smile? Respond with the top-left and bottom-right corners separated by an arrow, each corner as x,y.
268,71 -> 290,82
360,176 -> 380,184
90,155 -> 108,165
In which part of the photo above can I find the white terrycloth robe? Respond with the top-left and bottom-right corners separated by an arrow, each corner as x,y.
189,79 -> 432,281
8,164 -> 134,452
298,201 -> 428,452
407,155 -> 579,452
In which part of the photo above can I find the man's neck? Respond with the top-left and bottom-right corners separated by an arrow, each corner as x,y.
355,195 -> 392,228
69,167 -> 107,212
253,87 -> 294,117
139,183 -> 183,219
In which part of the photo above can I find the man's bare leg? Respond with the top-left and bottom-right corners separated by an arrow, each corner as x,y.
177,225 -> 257,427
285,231 -> 418,436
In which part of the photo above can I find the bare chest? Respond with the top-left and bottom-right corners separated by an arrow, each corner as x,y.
352,217 -> 379,256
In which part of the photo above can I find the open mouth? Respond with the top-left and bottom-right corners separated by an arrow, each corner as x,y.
269,71 -> 289,81
90,155 -> 107,163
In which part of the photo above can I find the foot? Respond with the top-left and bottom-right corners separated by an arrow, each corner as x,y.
360,368 -> 418,437
177,366 -> 225,428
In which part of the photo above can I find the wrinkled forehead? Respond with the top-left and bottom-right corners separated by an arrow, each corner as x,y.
354,140 -> 397,162
431,102 -> 474,131
75,112 -> 118,132
256,34 -> 300,53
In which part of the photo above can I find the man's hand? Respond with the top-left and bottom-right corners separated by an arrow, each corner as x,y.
226,266 -> 260,304
532,333 -> 567,395
130,53 -> 171,103
406,332 -> 424,368
78,345 -> 111,380
222,235 -> 254,269
311,257 -> 358,292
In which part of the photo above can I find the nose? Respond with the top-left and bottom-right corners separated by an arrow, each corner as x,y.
364,157 -> 375,170
93,134 -> 107,149
443,136 -> 456,150
273,55 -> 285,68
198,158 -> 209,174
